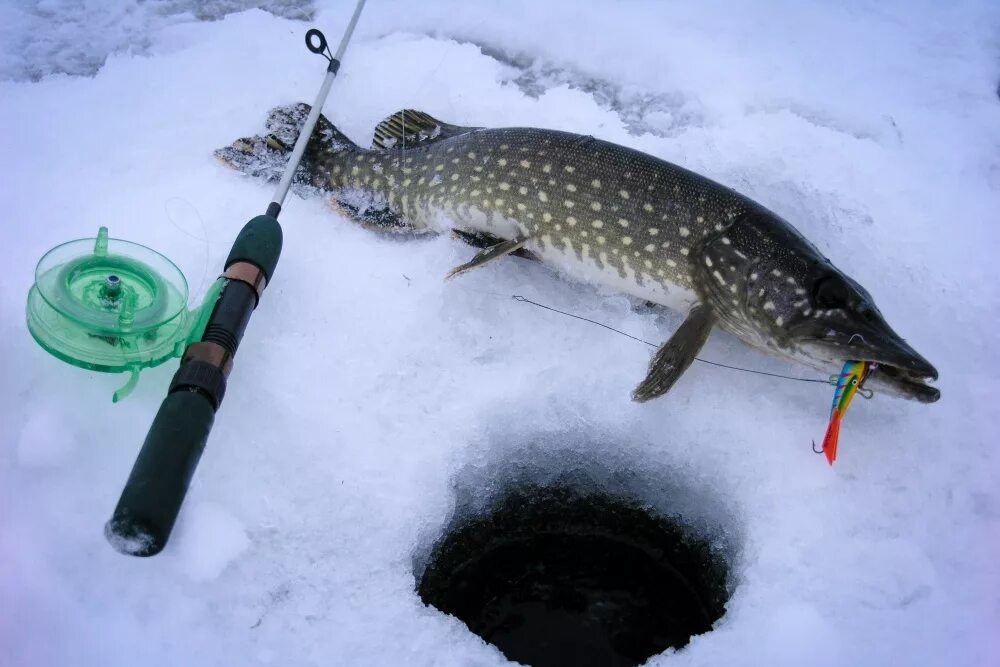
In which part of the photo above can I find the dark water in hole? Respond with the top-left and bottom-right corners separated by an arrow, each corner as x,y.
418,486 -> 730,667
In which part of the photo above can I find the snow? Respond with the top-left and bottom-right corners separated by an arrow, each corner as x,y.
1,1 -> 999,666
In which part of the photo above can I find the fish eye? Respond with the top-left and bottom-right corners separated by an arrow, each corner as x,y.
813,276 -> 849,309
851,378 -> 858,385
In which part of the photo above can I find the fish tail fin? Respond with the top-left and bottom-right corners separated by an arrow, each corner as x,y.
822,415 -> 843,465
215,102 -> 360,185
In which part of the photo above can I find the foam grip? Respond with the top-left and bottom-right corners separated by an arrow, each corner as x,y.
105,390 -> 215,556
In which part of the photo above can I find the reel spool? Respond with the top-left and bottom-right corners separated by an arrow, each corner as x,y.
26,226 -> 216,401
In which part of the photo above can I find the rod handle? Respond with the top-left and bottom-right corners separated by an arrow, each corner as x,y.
105,390 -> 215,556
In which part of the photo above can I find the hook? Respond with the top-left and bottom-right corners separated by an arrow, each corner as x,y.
812,440 -> 824,454
858,387 -> 874,399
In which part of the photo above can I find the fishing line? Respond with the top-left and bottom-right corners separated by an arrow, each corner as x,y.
164,196 -> 210,297
509,294 -> 832,385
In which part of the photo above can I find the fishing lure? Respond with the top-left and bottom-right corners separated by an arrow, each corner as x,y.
816,360 -> 875,465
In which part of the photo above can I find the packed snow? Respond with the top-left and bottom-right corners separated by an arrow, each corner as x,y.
1,1 -> 999,665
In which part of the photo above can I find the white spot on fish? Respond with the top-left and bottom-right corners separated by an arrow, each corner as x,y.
679,227 -> 690,237
622,236 -> 632,246
520,160 -> 531,168
542,164 -> 552,173
564,200 -> 575,208
643,203 -> 653,212
567,216 -> 577,226
763,301 -> 775,310
592,219 -> 604,228
566,183 -> 577,192
619,190 -> 630,199
705,257 -> 713,267
666,259 -> 677,267
592,179 -> 601,188
543,212 -> 552,222
649,228 -> 659,235
499,182 -> 510,190
498,159 -> 507,167
539,191 -> 548,202
564,165 -> 575,173
617,218 -> 629,228
591,202 -> 601,211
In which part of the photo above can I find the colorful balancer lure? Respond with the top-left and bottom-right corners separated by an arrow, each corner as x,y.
819,361 -> 875,465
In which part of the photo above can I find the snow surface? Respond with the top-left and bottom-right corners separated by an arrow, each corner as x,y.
1,1 -> 999,665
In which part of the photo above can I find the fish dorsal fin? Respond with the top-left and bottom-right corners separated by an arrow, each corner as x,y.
371,109 -> 480,150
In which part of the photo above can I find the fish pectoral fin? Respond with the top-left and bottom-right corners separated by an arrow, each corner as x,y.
445,236 -> 530,280
632,303 -> 716,402
372,109 -> 481,150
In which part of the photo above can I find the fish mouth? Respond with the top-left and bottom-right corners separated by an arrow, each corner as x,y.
797,329 -> 939,403
867,363 -> 940,403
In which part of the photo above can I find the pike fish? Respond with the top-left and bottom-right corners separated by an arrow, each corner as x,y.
217,104 -> 939,403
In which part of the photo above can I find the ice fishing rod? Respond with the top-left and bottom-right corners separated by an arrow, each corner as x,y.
96,1 -> 369,556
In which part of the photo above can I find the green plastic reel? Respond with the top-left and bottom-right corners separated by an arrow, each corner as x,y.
26,227 -> 221,401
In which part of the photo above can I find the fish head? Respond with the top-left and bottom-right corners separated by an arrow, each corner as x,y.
698,210 -> 939,402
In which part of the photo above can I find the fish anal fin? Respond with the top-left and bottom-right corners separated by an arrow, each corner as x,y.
632,303 -> 716,402
445,236 -> 529,280
372,109 -> 481,150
